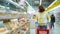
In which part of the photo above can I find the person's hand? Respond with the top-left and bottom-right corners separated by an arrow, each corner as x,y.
35,22 -> 38,24
35,22 -> 38,27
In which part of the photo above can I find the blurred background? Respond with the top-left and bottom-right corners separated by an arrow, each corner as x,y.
0,0 -> 60,34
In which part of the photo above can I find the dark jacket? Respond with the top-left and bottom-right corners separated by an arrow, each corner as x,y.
51,14 -> 55,23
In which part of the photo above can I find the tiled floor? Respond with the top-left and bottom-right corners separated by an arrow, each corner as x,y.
30,22 -> 60,34
50,22 -> 60,34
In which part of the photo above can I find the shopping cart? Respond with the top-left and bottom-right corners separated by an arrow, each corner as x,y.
36,23 -> 50,34
36,28 -> 49,34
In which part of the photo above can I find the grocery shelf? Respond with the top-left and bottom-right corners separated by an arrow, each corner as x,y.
0,22 -> 30,34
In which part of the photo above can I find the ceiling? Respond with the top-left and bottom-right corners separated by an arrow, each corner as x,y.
0,0 -> 20,11
27,0 -> 55,8
0,0 -> 55,11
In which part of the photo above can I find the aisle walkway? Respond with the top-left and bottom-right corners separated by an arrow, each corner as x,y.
27,4 -> 60,34
50,22 -> 60,34
30,22 -> 60,34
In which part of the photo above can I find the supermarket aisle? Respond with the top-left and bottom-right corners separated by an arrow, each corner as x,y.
27,4 -> 60,34
30,22 -> 60,34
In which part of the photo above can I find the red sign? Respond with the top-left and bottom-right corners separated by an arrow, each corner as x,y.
36,28 -> 49,34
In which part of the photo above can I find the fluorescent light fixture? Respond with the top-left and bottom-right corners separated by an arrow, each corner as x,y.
46,0 -> 57,10
39,0 -> 42,5
6,0 -> 25,9
25,1 -> 35,14
48,5 -> 60,12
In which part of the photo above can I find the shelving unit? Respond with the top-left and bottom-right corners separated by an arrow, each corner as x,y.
0,0 -> 31,34
0,16 -> 30,34
0,6 -> 30,34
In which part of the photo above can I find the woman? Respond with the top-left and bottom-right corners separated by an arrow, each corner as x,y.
36,5 -> 51,29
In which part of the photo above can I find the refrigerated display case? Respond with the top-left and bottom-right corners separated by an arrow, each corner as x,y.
0,21 -> 6,32
0,11 -> 31,34
0,0 -> 32,34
